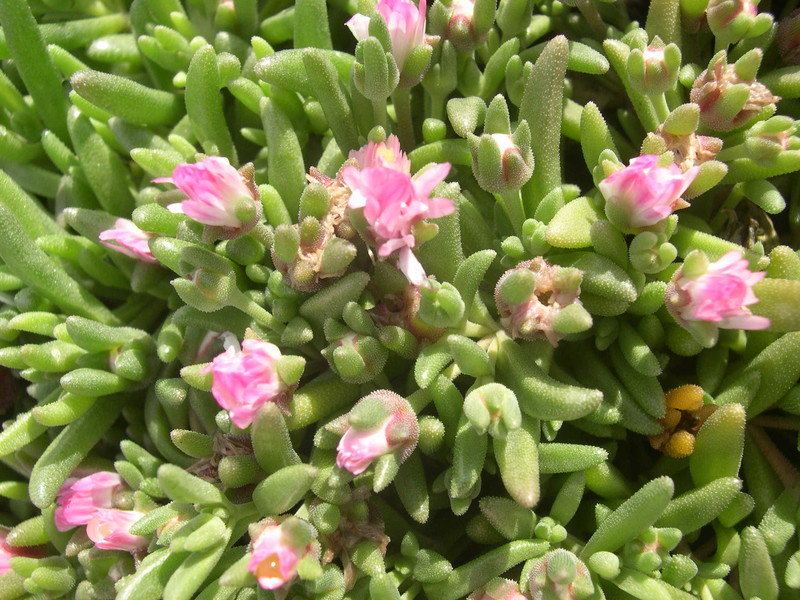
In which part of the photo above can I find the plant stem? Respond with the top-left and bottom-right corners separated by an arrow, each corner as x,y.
392,87 -> 415,151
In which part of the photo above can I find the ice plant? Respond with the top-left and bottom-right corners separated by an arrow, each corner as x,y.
467,578 -> 528,600
98,218 -> 158,263
247,519 -> 314,591
666,250 -> 770,345
342,162 -> 453,285
203,336 -> 287,429
0,530 -> 38,575
155,157 -> 261,236
336,391 -> 419,475
86,510 -> 149,552
54,472 -> 124,532
347,0 -> 428,72
598,155 -> 698,232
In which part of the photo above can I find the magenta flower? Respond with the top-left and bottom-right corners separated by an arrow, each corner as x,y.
598,155 -> 698,231
247,522 -> 310,590
98,218 -> 157,263
347,0 -> 427,72
86,510 -> 149,552
349,135 -> 411,173
666,250 -> 770,332
467,579 -> 528,600
155,157 -> 261,234
336,391 -> 419,475
341,162 -> 453,285
54,472 -> 123,532
203,337 -> 286,429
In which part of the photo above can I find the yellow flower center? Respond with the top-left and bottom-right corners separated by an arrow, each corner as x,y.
256,553 -> 282,580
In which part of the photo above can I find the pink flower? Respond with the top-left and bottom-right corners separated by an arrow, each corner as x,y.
98,219 -> 157,263
54,472 -> 123,532
598,155 -> 698,231
86,510 -> 149,552
336,391 -> 419,475
467,579 -> 528,600
204,337 -> 285,429
247,523 -> 311,590
341,162 -> 454,284
666,250 -> 770,331
155,157 -> 261,234
347,0 -> 427,71
349,135 -> 411,172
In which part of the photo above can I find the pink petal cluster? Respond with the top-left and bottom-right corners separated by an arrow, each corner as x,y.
86,510 -> 149,552
342,160 -> 453,285
336,391 -> 419,475
346,0 -> 427,71
598,155 -> 698,231
247,523 -> 309,590
203,338 -> 285,429
156,156 -> 260,231
666,250 -> 770,330
467,579 -> 528,600
54,472 -> 123,532
98,218 -> 157,263
349,135 -> 411,172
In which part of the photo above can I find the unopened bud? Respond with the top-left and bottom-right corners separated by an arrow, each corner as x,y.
463,383 -> 521,438
707,0 -> 773,47
322,332 -> 388,384
528,550 -> 594,600
627,41 -> 681,96
469,125 -> 534,194
629,232 -> 678,273
744,115 -> 799,166
417,280 -> 466,328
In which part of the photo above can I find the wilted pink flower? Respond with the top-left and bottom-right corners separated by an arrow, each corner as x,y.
349,135 -> 411,172
347,0 -> 427,71
342,163 -> 453,284
598,155 -> 698,231
86,510 -> 149,552
248,523 -> 310,590
666,250 -> 770,330
54,472 -> 123,532
336,391 -> 419,475
98,219 -> 157,263
155,157 -> 261,234
204,337 -> 286,429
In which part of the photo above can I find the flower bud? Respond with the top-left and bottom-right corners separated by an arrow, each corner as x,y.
707,0 -> 773,47
322,331 -> 388,384
744,115 -> 799,166
777,8 -> 800,65
353,37 -> 400,101
665,250 -> 770,347
627,41 -> 681,96
467,578 -> 528,600
469,127 -> 534,194
528,549 -> 594,600
629,232 -> 678,274
417,279 -> 465,328
463,383 -> 521,438
690,50 -> 780,131
54,473 -> 125,532
494,258 -> 586,347
335,390 -> 419,475
430,0 -> 494,52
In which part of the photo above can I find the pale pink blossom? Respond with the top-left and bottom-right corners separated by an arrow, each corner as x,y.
467,579 -> 528,600
54,472 -> 123,532
247,523 -> 309,590
346,0 -> 427,71
341,162 -> 453,284
155,157 -> 260,232
98,218 -> 157,263
349,135 -> 411,172
666,250 -> 770,330
86,510 -> 149,552
336,391 -> 419,475
598,155 -> 698,231
203,337 -> 285,429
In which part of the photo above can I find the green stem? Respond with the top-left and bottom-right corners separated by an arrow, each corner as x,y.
372,96 -> 388,131
576,0 -> 607,38
229,290 -> 284,334
709,184 -> 744,231
500,190 -> 525,237
650,93 -> 670,123
392,87 -> 415,150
